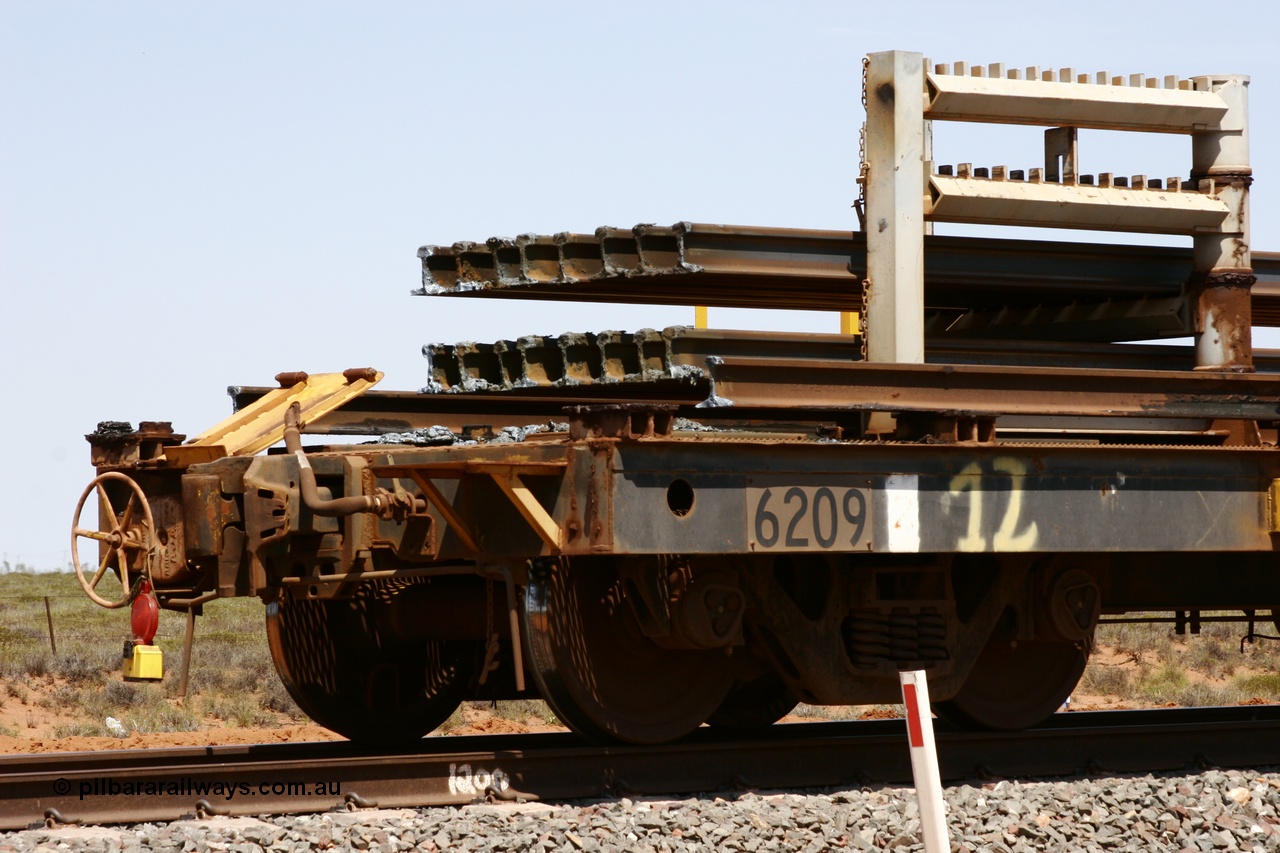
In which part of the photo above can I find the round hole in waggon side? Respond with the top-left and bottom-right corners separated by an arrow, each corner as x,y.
667,479 -> 695,517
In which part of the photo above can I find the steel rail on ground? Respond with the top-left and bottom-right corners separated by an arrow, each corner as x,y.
2,707 -> 1277,830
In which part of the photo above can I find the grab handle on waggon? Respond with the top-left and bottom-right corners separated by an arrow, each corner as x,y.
282,401 -> 426,519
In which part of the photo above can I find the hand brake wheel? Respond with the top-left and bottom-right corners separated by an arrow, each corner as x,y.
70,472 -> 156,609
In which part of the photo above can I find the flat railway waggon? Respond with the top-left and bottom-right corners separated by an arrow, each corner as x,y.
72,52 -> 1280,744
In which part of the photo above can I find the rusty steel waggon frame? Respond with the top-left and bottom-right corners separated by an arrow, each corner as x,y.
75,51 -> 1280,745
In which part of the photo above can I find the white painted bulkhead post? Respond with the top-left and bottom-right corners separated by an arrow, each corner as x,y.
1190,74 -> 1252,370
864,50 -> 927,365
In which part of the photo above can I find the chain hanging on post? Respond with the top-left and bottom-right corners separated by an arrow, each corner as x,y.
854,56 -> 870,232
848,56 -> 872,346
859,279 -> 870,362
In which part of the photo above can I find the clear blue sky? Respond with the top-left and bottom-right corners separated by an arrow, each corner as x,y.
3,1 -> 1278,568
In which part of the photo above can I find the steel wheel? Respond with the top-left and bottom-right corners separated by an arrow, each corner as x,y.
523,557 -> 734,744
266,580 -> 471,743
70,472 -> 156,609
935,618 -> 1089,731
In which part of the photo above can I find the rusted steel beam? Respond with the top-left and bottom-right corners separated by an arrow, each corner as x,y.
230,339 -> 1280,436
231,383 -> 706,434
923,295 -> 1191,342
703,356 -> 1280,420
930,340 -> 1280,371
417,223 -> 1280,325
424,327 -> 1280,393
230,383 -> 844,436
423,326 -> 861,393
419,223 -> 857,310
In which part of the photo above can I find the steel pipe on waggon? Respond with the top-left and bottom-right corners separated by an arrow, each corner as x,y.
283,402 -> 425,517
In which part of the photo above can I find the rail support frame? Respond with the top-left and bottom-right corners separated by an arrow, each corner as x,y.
1191,73 -> 1252,371
904,55 -> 1252,361
864,50 -> 927,365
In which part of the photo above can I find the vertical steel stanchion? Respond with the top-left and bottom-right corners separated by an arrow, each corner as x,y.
899,669 -> 949,852
864,49 -> 926,366
44,596 -> 57,654
178,608 -> 195,703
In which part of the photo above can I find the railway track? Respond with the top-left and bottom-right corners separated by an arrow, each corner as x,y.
3,707 -> 1276,830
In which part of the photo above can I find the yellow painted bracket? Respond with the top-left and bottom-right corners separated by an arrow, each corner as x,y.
375,461 -> 565,554
164,369 -> 383,467
489,472 -> 561,551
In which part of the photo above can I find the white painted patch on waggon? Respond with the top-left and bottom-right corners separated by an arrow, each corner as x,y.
884,474 -> 921,552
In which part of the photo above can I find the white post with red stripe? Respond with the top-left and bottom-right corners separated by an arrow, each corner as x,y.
899,669 -> 950,852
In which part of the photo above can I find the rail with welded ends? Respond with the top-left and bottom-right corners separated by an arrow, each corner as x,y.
417,224 -> 1280,342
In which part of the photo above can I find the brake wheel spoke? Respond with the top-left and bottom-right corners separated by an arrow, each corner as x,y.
118,494 -> 136,535
96,485 -> 117,531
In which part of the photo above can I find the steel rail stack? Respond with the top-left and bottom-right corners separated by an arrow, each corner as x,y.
418,224 -> 1280,330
